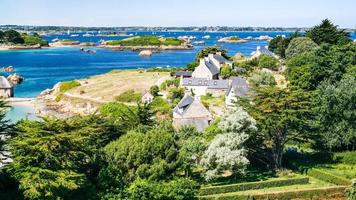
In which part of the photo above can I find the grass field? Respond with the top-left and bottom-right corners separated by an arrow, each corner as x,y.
66,70 -> 170,103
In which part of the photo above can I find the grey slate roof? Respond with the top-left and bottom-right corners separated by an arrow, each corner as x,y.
226,77 -> 249,97
254,46 -> 275,57
0,76 -> 12,89
213,54 -> 232,64
182,78 -> 229,89
175,71 -> 193,77
176,94 -> 194,110
204,60 -> 220,75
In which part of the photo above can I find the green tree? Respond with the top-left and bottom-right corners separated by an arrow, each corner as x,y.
258,55 -> 279,70
3,30 -> 24,44
285,37 -> 318,59
103,128 -> 179,185
306,19 -> 351,45
314,76 -> 356,150
150,85 -> 160,96
9,116 -> 119,200
268,32 -> 301,58
220,64 -> 233,79
242,87 -> 314,170
249,70 -> 276,87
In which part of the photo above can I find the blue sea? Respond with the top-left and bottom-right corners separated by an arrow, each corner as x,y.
1,31 -> 355,121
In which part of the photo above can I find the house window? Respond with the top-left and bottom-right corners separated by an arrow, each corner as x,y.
188,80 -> 192,85
204,80 -> 208,85
214,81 -> 217,85
199,80 -> 202,85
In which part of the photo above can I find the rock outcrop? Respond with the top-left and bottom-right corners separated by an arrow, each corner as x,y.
7,73 -> 24,84
139,50 -> 153,57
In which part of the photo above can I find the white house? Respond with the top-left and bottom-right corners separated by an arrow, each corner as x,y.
208,52 -> 233,70
192,58 -> 219,80
141,91 -> 154,104
173,94 -> 212,132
250,46 -> 277,60
225,77 -> 249,106
181,78 -> 229,97
0,76 -> 13,98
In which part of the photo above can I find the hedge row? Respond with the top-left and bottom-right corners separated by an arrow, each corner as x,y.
199,186 -> 346,200
199,177 -> 309,196
307,169 -> 351,186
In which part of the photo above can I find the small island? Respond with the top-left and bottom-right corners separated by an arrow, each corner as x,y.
218,36 -> 249,43
0,30 -> 48,50
99,35 -> 193,50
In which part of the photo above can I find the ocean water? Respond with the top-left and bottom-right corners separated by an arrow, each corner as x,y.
0,31 -> 296,98
1,31 -> 355,122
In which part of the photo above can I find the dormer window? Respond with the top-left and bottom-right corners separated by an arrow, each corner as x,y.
214,81 -> 217,85
188,80 -> 192,85
204,80 -> 208,85
199,80 -> 202,85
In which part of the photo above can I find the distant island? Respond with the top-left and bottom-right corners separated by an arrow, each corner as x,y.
100,35 -> 192,50
0,30 -> 48,50
2,24 -> 355,34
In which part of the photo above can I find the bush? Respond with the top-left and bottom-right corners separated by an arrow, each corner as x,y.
285,37 -> 318,59
199,177 -> 309,196
59,81 -> 81,92
257,55 -> 279,70
168,88 -> 185,103
150,97 -> 171,114
307,169 -> 351,185
334,152 -> 356,165
345,179 -> 356,200
199,186 -> 347,200
150,85 -> 159,96
249,70 -> 276,87
126,178 -> 199,200
160,78 -> 180,91
23,35 -> 48,46
115,90 -> 141,103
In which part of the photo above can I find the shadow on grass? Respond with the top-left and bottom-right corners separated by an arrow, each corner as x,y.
283,151 -> 336,173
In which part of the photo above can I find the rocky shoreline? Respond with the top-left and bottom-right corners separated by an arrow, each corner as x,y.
0,44 -> 42,50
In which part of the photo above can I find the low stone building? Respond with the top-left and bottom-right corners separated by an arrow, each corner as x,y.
250,46 -> 277,59
181,78 -> 229,97
173,94 -> 212,132
0,76 -> 14,98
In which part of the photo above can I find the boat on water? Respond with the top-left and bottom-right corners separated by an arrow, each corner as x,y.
70,34 -> 79,37
80,48 -> 96,54
83,33 -> 93,37
193,41 -> 205,45
51,38 -> 60,42
202,35 -> 211,39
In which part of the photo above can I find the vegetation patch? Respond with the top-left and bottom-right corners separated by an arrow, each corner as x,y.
115,89 -> 141,103
106,35 -> 183,46
307,169 -> 352,185
199,177 -> 309,196
59,81 -> 81,92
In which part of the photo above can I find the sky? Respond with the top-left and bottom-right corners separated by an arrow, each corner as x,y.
0,0 -> 355,28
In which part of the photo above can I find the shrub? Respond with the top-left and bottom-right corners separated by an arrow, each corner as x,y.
160,78 -> 180,91
307,169 -> 351,185
257,55 -> 279,70
150,85 -> 159,96
126,178 -> 199,200
285,37 -> 318,59
55,93 -> 65,102
59,81 -> 81,92
249,70 -> 276,87
150,97 -> 171,114
199,177 -> 310,196
334,152 -> 356,165
345,179 -> 356,200
168,88 -> 185,103
199,186 -> 347,200
115,90 -> 141,103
